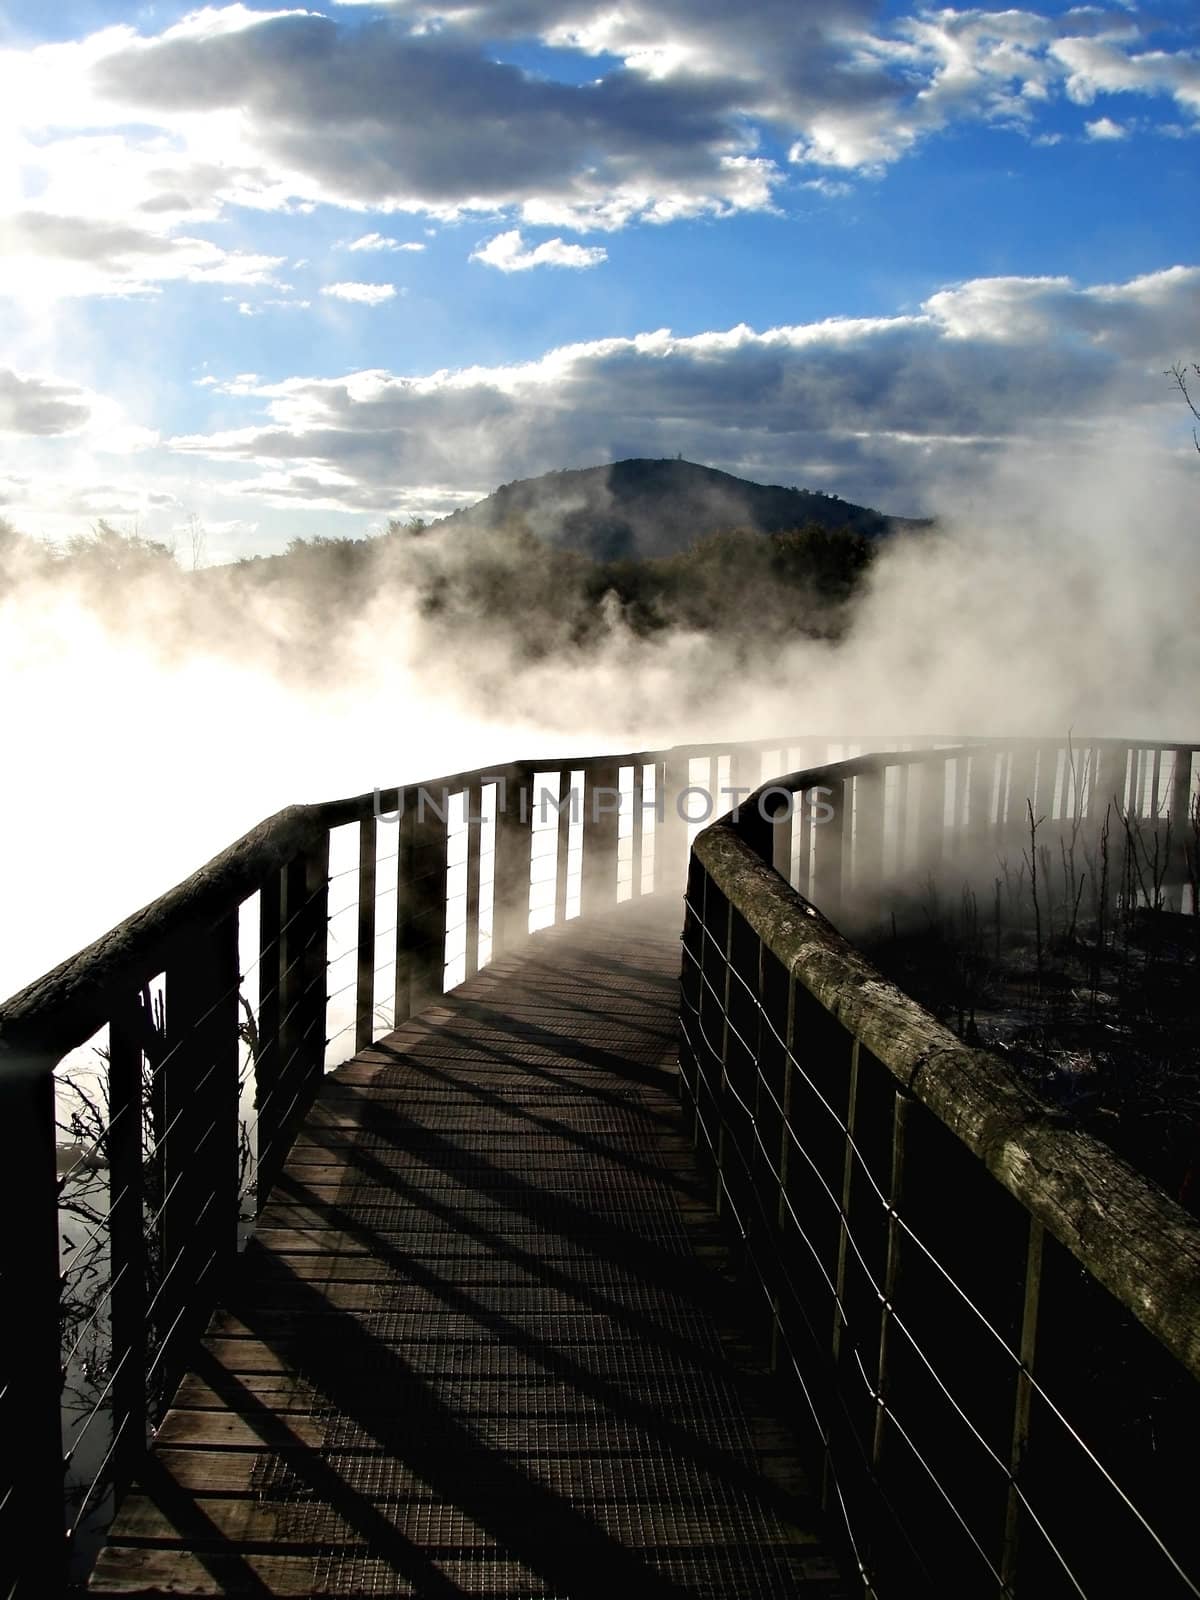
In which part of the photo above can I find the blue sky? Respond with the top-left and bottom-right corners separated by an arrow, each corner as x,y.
0,0 -> 1196,557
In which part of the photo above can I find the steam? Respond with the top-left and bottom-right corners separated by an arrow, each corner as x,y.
2,431 -> 1196,1005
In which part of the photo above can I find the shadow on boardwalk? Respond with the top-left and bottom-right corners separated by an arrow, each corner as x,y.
90,899 -> 848,1598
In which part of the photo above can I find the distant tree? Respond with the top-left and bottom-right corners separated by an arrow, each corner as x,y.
0,515 -> 28,563
1166,362 -> 1200,455
186,512 -> 207,572
0,515 -> 49,590
61,520 -> 177,579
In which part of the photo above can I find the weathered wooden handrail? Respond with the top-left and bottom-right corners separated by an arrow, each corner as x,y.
0,806 -> 324,1061
8,729 -> 1186,1595
6,732 -> 861,1597
681,735 -> 1200,1597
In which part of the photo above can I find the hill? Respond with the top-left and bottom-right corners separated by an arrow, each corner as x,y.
434,457 -> 927,559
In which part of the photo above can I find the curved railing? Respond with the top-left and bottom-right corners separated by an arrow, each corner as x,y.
7,732 -> 1195,1595
680,736 -> 1200,1598
3,733 -> 880,1595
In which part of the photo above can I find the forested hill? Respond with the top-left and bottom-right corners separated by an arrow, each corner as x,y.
0,457 -> 931,660
433,458 -> 929,560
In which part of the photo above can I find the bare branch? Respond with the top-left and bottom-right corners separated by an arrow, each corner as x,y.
1166,361 -> 1200,455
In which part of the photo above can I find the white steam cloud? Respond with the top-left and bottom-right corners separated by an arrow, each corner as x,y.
2,428 -> 1196,1009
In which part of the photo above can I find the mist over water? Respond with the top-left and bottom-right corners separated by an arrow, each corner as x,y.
2,434 -> 1196,1005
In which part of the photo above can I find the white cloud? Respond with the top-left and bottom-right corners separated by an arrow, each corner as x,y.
0,0 -> 1189,296
1053,35 -> 1200,114
0,365 -> 156,455
799,177 -> 853,198
470,230 -> 608,272
1085,116 -> 1128,140
0,368 -> 93,436
163,265 -> 1200,518
320,281 -> 398,305
0,210 -> 283,300
347,233 -> 425,253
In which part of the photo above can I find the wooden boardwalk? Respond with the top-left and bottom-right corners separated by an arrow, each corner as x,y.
90,899 -> 847,1598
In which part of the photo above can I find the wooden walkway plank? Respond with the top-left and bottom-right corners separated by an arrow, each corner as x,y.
90,900 -> 848,1598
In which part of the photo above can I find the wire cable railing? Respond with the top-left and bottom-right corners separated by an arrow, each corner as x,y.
12,731 -> 1180,1593
681,736 -> 1200,1597
6,737 -> 821,1594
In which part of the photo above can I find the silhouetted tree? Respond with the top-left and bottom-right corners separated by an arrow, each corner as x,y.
1167,361 -> 1200,455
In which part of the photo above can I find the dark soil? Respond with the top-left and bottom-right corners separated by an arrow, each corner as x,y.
863,908 -> 1200,1215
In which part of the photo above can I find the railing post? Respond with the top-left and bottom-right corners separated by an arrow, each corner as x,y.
915,755 -> 946,878
492,766 -> 532,957
289,841 -> 330,1105
464,777 -> 482,978
158,911 -> 240,1388
769,790 -> 793,882
630,762 -> 646,897
967,749 -> 994,850
662,749 -> 693,892
555,767 -> 574,924
871,1093 -> 909,1471
355,814 -> 377,1051
255,866 -> 282,1213
1005,745 -> 1037,855
1168,747 -> 1194,911
852,768 -> 885,908
107,993 -> 148,1499
582,759 -> 622,918
811,775 -> 846,921
1000,1217 -> 1044,1596
0,1045 -> 65,1597
713,893 -> 735,1219
261,841 -> 327,1204
400,787 -> 448,1014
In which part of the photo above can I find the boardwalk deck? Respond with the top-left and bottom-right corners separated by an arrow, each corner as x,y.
90,898 -> 847,1598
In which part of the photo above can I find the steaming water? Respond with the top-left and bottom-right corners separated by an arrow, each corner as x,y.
5,436 -> 1198,1010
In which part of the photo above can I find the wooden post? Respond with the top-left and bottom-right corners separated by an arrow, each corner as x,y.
811,775 -> 846,922
296,838 -> 330,1103
831,1040 -> 861,1360
0,1045 -> 65,1596
777,982 -> 798,1233
713,894 -> 734,1219
255,866 -> 282,1213
792,786 -> 813,898
261,841 -> 327,1203
276,852 -> 308,1135
108,991 -> 148,1498
400,787 -> 448,1015
914,756 -> 946,878
1167,748 -> 1194,911
630,763 -> 646,898
464,777 -> 482,978
853,768 -> 885,908
725,747 -> 756,821
355,815 -> 377,1052
1000,1218 -> 1044,1595
159,911 -> 240,1382
582,759 -> 622,919
1006,746 -> 1038,855
554,767 -> 573,925
1082,742 -> 1099,823
661,749 -> 693,894
871,1092 -> 909,1471
492,766 -> 532,957
737,779 -> 774,863
967,749 -> 995,850
769,787 -> 793,883
890,760 -> 910,879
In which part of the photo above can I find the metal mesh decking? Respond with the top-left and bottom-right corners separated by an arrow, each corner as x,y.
90,900 -> 848,1598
